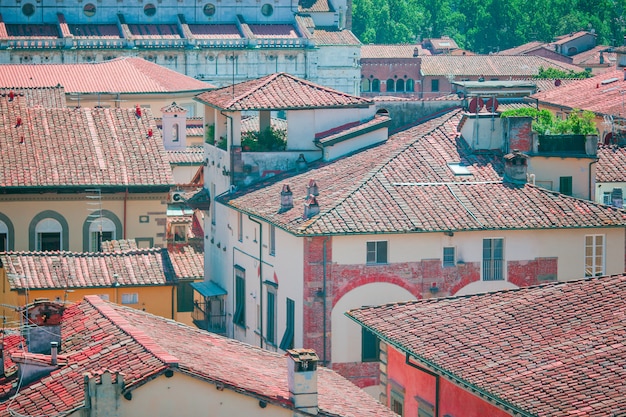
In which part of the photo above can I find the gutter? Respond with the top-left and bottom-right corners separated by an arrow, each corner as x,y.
248,216 -> 264,349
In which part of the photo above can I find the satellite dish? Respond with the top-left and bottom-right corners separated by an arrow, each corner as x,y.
468,97 -> 484,113
485,97 -> 499,112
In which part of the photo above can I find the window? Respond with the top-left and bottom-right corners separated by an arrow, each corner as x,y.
143,3 -> 157,16
172,123 -> 179,142
390,389 -> 404,416
603,192 -> 612,205
266,289 -> 276,345
177,281 -> 194,312
483,238 -> 504,280
443,247 -> 455,267
417,398 -> 434,417
22,3 -> 35,16
89,217 -> 116,252
234,268 -> 246,327
361,78 -> 371,92
406,79 -> 415,92
173,224 -> 187,243
0,221 -> 7,252
361,327 -> 380,362
559,176 -> 573,196
585,234 -> 605,277
372,79 -> 380,92
211,183 -> 216,225
386,79 -> 395,92
269,225 -> 276,256
261,3 -> 273,16
396,78 -> 405,92
135,237 -> 153,248
203,3 -> 216,16
279,298 -> 295,351
121,293 -> 138,305
36,218 -> 62,251
237,212 -> 243,242
366,241 -> 388,264
83,3 -> 96,16
431,79 -> 439,92
98,294 -> 110,301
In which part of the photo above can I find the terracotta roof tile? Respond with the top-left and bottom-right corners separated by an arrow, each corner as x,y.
167,245 -> 204,280
220,109 -> 626,235
0,96 -> 173,188
0,86 -> 66,108
311,27 -> 361,45
420,55 -> 583,76
361,44 -> 430,59
0,296 -> 396,417
0,249 -> 175,289
166,146 -> 204,165
531,68 -> 626,116
70,24 -> 121,38
195,72 -> 371,111
498,41 -> 547,55
597,145 -> 626,182
5,24 -> 58,38
346,274 -> 626,416
0,57 -> 214,93
298,0 -> 333,12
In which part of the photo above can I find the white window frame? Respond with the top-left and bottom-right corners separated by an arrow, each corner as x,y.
36,218 -> 62,251
443,246 -> 456,267
585,234 -> 605,277
89,217 -> 116,251
366,241 -> 388,264
121,293 -> 138,305
482,238 -> 504,281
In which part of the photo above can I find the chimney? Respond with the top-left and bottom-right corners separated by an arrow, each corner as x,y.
303,195 -> 319,219
413,47 -> 419,57
287,349 -> 319,415
503,149 -> 529,184
84,371 -> 125,416
306,179 -> 319,197
51,341 -> 58,366
279,184 -> 293,212
160,102 -> 188,150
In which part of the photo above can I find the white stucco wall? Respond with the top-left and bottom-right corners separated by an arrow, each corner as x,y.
529,156 -> 596,200
596,182 -> 626,206
331,282 -> 416,363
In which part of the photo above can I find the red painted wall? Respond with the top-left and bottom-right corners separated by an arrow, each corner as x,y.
302,237 -> 556,387
387,346 -> 513,417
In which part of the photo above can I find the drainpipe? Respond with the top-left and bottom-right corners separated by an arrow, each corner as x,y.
123,188 -> 128,239
589,158 -> 598,201
220,110 -> 235,187
248,216 -> 263,349
322,236 -> 330,366
405,353 -> 439,417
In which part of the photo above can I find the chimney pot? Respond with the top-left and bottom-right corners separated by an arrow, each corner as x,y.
303,195 -> 320,219
306,179 -> 319,197
287,349 -> 319,415
50,342 -> 58,366
279,184 -> 294,212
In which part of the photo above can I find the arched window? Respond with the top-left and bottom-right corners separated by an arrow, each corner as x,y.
36,218 -> 62,251
0,220 -> 7,252
361,78 -> 371,92
406,79 -> 415,92
396,79 -> 405,92
371,79 -> 380,92
386,79 -> 395,92
172,123 -> 179,142
89,218 -> 116,252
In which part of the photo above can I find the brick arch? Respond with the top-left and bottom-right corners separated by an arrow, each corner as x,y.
332,274 -> 422,309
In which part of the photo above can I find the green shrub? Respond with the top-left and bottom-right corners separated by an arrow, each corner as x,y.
205,124 -> 215,144
501,108 -> 596,135
241,126 -> 286,151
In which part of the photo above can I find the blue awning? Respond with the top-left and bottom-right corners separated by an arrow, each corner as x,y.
191,281 -> 227,297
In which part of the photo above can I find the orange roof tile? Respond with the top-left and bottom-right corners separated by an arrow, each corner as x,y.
0,95 -> 173,189
195,72 -> 371,111
361,44 -> 429,59
0,249 -> 175,289
311,27 -> 361,45
0,295 -> 397,417
347,274 -> 626,416
167,245 -> 204,280
0,57 -> 214,93
419,55 -> 583,76
219,109 -> 626,235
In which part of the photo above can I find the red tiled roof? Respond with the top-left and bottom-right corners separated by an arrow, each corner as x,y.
70,24 -> 121,38
347,274 -> 626,416
361,44 -> 430,59
425,37 -> 459,50
249,24 -> 299,38
167,245 -> 204,280
0,249 -> 174,290
298,0 -> 334,12
0,296 -> 396,417
597,145 -> 626,182
498,41 -> 547,55
0,57 -> 214,93
188,24 -> 242,39
5,24 -> 58,38
311,27 -> 361,45
195,72 -> 371,111
166,146 -> 204,165
0,96 -> 173,188
419,55 -> 584,76
570,45 -> 615,66
220,109 -> 626,235
100,239 -> 139,252
0,86 -> 67,108
531,68 -> 626,116
552,30 -> 594,45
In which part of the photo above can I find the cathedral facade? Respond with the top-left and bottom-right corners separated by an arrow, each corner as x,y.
0,0 -> 360,94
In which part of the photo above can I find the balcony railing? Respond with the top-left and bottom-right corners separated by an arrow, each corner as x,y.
483,259 -> 504,281
192,301 -> 226,334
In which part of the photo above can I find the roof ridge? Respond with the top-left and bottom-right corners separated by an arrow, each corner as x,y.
226,72 -> 282,108
84,295 -> 179,366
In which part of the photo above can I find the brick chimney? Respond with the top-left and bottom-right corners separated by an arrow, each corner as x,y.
303,195 -> 319,219
306,179 -> 319,197
279,184 -> 293,212
503,149 -> 529,184
287,349 -> 319,415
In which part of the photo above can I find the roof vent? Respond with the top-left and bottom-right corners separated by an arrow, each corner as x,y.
135,105 -> 142,118
8,91 -> 14,101
306,179 -> 319,197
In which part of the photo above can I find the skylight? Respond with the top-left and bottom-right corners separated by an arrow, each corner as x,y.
448,163 -> 472,175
